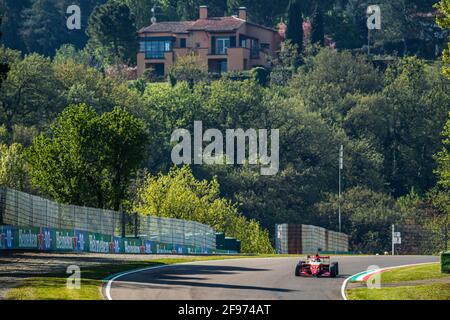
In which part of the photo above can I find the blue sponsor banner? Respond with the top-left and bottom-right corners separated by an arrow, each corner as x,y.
144,240 -> 154,254
175,244 -> 185,254
39,227 -> 53,251
74,230 -> 87,252
0,226 -> 14,249
113,237 -> 121,254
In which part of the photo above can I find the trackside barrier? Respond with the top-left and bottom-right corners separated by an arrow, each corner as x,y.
0,225 -> 236,254
275,223 -> 349,254
0,187 -> 236,254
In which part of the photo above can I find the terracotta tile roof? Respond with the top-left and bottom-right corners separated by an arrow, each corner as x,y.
139,16 -> 278,34
188,16 -> 245,32
139,21 -> 195,34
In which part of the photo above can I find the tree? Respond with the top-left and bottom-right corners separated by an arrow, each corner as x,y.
27,104 -> 148,210
381,58 -> 450,195
120,0 -> 158,29
0,143 -> 28,190
0,53 -> 64,143
86,0 -> 137,65
435,114 -> 450,189
21,0 -> 68,57
96,106 -> 149,210
286,0 -> 304,53
168,53 -> 207,87
316,186 -> 401,253
437,0 -> 450,79
0,0 -> 29,52
134,166 -> 274,254
226,0 -> 288,27
309,1 -> 324,46
269,40 -> 301,86
53,44 -> 92,66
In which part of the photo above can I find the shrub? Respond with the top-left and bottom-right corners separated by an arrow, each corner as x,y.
441,251 -> 450,273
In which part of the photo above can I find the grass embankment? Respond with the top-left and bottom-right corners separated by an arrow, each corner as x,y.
6,254 -> 301,300
347,263 -> 450,300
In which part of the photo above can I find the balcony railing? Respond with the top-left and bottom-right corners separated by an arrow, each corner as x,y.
250,48 -> 260,59
145,51 -> 166,59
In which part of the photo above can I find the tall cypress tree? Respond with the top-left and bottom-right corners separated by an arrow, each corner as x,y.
0,0 -> 30,52
0,17 -> 10,87
310,1 -> 324,46
286,0 -> 303,53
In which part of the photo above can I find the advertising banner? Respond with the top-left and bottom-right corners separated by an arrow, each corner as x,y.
0,226 -> 14,249
156,243 -> 174,254
55,229 -> 74,251
74,230 -> 87,252
113,236 -> 122,254
144,240 -> 155,254
0,225 -> 216,254
39,227 -> 53,251
88,233 -> 112,253
123,238 -> 144,254
17,227 -> 40,249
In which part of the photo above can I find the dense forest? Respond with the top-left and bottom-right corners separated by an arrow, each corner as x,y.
0,0 -> 449,254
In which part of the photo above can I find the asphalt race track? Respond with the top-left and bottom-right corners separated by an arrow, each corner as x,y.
105,255 -> 438,300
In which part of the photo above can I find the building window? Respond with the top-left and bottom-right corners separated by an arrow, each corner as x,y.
180,38 -> 187,48
216,37 -> 230,55
139,39 -> 172,59
219,60 -> 227,73
250,39 -> 259,58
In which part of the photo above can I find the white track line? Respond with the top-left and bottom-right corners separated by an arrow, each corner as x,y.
104,257 -> 278,300
104,263 -> 191,300
341,262 -> 439,300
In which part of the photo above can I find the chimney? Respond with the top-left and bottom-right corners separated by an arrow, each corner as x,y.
239,7 -> 247,21
199,5 -> 208,19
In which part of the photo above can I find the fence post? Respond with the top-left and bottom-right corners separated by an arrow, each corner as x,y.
121,205 -> 125,238
134,213 -> 138,238
0,187 -> 5,226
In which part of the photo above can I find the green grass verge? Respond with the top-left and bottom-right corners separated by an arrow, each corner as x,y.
6,255 -> 246,300
380,263 -> 446,284
347,263 -> 450,300
7,254 -> 307,300
347,283 -> 450,300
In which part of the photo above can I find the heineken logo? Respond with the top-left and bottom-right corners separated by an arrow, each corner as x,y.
56,231 -> 73,250
124,240 -> 141,254
89,235 -> 110,253
156,244 -> 172,254
19,230 -> 38,248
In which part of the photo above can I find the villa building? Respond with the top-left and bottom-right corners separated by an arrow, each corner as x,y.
137,5 -> 282,77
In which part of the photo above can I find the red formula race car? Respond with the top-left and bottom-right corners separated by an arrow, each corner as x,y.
295,255 -> 339,278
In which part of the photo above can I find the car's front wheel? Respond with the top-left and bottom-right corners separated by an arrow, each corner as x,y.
330,262 -> 339,277
295,265 -> 301,276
